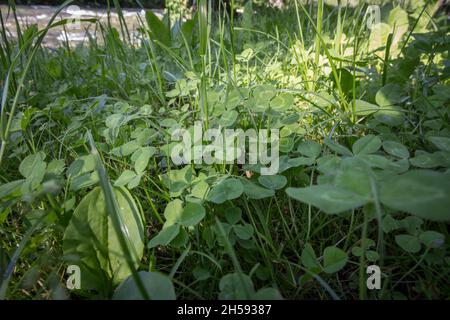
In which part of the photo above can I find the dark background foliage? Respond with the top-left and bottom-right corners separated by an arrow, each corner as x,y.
12,1 -> 166,8
9,1 -> 237,9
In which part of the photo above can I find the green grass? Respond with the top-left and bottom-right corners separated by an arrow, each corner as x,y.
0,0 -> 449,300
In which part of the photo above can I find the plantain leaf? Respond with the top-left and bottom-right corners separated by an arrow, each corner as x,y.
63,186 -> 145,289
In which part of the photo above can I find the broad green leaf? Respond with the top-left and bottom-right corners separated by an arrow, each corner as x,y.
409,151 -> 445,168
252,288 -> 283,300
67,155 -> 95,176
368,23 -> 391,52
383,141 -> 409,159
375,105 -> 404,126
324,138 -> 353,156
317,155 -> 342,174
335,68 -> 354,95
297,140 -> 322,159
419,231 -> 445,248
323,246 -> 348,274
357,154 -> 390,169
233,223 -> 254,240
207,178 -> 244,204
225,88 -> 246,109
287,156 -> 315,167
133,128 -> 154,146
46,159 -> 65,175
352,246 -> 364,257
388,6 -> 409,46
219,273 -> 255,300
301,243 -> 320,269
246,97 -> 269,113
366,250 -> 380,262
113,271 -> 176,300
19,152 -> 46,178
279,137 -> 294,153
241,180 -> 275,199
134,147 -> 155,173
376,83 -> 402,107
180,16 -> 196,44
180,202 -> 205,227
428,136 -> 450,152
286,185 -> 369,214
19,152 -> 46,190
334,165 -> 372,198
145,10 -> 170,47
270,93 -> 294,111
0,180 -> 24,199
382,214 -> 400,233
105,114 -> 125,128
380,170 -> 450,221
63,187 -> 145,289
225,207 -> 242,225
400,216 -> 423,236
258,175 -> 287,190
161,165 -> 193,195
160,118 -> 178,128
164,199 -> 184,226
219,110 -> 238,127
309,91 -> 336,108
148,224 -> 180,248
115,170 -> 136,187
193,267 -> 211,281
170,227 -> 189,248
111,141 -> 140,157
127,173 -> 143,189
71,172 -> 99,191
385,158 -> 410,173
253,84 -> 276,102
190,180 -> 209,200
352,135 -> 382,155
354,99 -> 379,116
395,234 -> 421,253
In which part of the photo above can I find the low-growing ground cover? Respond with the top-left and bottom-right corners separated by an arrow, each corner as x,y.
0,0 -> 449,300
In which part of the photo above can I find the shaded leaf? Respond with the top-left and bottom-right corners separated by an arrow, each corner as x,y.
380,170 -> 450,221
286,185 -> 369,214
113,271 -> 175,300
323,246 -> 348,274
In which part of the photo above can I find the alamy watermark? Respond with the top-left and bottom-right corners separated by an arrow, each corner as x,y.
367,265 -> 381,290
66,265 -> 81,290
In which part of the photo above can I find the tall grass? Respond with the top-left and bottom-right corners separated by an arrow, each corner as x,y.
0,0 -> 95,166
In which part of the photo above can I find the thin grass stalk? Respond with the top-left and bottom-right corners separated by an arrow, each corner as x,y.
198,0 -> 209,129
111,0 -> 131,43
314,0 -> 324,90
7,0 -> 23,48
297,3 -> 349,114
